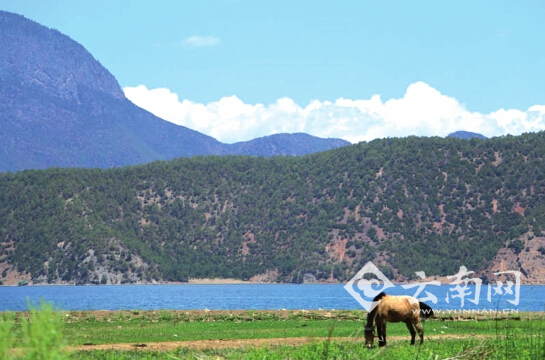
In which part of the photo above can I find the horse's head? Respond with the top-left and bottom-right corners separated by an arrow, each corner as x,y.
364,326 -> 375,348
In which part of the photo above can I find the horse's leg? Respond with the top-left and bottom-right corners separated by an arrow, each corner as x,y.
379,323 -> 387,347
374,316 -> 384,347
376,321 -> 383,346
414,320 -> 424,345
405,321 -> 416,345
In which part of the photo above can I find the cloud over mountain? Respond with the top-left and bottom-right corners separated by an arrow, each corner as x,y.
124,82 -> 545,144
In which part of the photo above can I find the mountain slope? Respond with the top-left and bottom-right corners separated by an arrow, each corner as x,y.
0,11 -> 348,172
1,132 -> 545,285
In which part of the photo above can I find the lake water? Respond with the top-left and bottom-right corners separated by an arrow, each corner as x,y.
0,284 -> 544,312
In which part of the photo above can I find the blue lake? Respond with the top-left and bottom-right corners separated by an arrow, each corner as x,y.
0,284 -> 544,312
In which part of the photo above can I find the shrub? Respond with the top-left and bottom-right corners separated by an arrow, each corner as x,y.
0,312 -> 16,360
21,300 -> 66,360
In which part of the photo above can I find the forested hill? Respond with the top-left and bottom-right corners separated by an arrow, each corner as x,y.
1,133 -> 545,285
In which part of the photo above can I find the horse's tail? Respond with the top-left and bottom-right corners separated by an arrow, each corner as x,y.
419,302 -> 434,319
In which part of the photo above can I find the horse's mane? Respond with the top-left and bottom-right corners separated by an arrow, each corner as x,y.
372,292 -> 387,302
366,292 -> 387,327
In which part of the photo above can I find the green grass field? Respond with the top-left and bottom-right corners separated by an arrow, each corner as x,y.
2,303 -> 545,359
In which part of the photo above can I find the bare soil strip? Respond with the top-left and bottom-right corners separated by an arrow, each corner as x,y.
69,334 -> 489,352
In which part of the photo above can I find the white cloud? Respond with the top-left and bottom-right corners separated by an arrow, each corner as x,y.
182,36 -> 219,47
123,82 -> 545,144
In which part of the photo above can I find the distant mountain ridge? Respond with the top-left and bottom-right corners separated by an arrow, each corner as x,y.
447,131 -> 487,140
227,133 -> 350,157
0,11 -> 349,172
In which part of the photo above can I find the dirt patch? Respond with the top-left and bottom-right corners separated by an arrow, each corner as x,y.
69,337 -> 353,352
69,334 -> 491,352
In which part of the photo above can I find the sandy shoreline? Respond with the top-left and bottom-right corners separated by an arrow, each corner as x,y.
3,277 -> 545,286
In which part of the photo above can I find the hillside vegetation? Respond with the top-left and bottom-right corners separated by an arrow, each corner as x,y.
2,133 -> 545,285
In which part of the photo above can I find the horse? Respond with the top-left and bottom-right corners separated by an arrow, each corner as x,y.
364,292 -> 434,348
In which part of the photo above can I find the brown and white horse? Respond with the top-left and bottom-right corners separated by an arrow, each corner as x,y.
364,292 -> 434,347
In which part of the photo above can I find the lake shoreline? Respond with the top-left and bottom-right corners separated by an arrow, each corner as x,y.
4,278 -> 545,286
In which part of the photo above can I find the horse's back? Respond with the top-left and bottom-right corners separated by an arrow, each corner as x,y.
377,295 -> 420,323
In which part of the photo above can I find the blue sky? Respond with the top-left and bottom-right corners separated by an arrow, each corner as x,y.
2,1 -> 544,143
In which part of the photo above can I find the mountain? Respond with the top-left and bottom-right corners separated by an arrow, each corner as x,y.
227,133 -> 350,157
447,131 -> 487,140
0,11 -> 349,173
1,132 -> 545,285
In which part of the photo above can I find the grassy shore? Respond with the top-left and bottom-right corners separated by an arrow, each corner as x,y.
2,303 -> 545,359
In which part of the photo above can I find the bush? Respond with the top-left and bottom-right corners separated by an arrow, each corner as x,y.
21,300 -> 66,360
0,301 -> 67,359
0,312 -> 16,359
